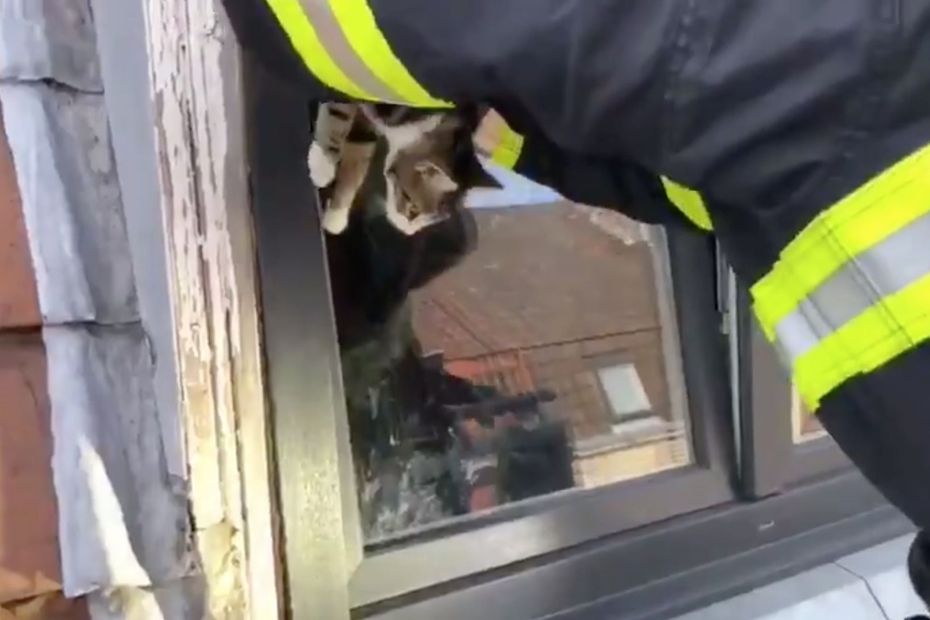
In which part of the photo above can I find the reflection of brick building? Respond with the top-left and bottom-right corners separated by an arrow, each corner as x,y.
412,202 -> 689,484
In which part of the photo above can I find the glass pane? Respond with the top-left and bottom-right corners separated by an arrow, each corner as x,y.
328,190 -> 693,545
597,364 -> 652,420
790,384 -> 827,443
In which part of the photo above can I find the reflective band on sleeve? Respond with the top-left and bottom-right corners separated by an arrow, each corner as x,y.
296,0 -> 401,101
752,142 -> 930,338
794,272 -> 930,410
774,211 -> 930,361
330,0 -> 450,107
474,112 -> 525,168
490,125 -> 525,169
266,0 -> 371,100
660,177 -> 713,231
751,142 -> 930,410
483,131 -> 716,231
265,0 -> 450,106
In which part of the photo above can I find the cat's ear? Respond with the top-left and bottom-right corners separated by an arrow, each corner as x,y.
466,161 -> 503,190
415,161 -> 459,193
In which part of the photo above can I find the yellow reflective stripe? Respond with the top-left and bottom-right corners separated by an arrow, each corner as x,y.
660,177 -> 713,231
794,271 -> 930,410
752,142 -> 930,339
265,0 -> 372,100
330,0 -> 451,108
491,126 -> 525,169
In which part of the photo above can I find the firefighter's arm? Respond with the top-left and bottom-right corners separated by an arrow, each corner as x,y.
474,110 -> 712,232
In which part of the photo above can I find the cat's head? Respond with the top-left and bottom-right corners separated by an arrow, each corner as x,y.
365,105 -> 502,236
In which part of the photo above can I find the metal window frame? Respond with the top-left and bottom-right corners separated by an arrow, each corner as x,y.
246,59 -> 361,620
367,473 -> 910,620
245,58 -> 739,616
246,55 -> 908,620
351,231 -> 739,609
731,282 -> 851,499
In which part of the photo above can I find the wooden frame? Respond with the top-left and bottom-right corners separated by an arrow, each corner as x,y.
92,0 -> 280,616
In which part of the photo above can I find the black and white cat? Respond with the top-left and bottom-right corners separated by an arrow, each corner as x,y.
309,103 -> 501,236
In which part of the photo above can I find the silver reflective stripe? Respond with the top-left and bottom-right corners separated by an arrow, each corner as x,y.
773,210 -> 930,363
298,0 -> 403,102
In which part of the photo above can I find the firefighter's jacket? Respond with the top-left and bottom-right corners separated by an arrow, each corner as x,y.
221,0 -> 930,414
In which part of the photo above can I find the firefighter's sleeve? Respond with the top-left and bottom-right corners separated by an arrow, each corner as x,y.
475,111 -> 712,232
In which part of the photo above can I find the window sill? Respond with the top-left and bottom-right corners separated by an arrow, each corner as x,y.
363,472 -> 910,620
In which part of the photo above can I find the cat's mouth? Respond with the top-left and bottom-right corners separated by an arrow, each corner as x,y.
386,208 -> 448,236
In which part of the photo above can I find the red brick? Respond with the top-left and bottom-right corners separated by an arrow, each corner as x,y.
0,334 -> 60,603
0,106 -> 40,329
1,592 -> 89,620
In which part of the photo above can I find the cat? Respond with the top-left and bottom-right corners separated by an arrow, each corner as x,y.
309,102 -> 501,236
325,137 -> 484,529
307,102 -> 359,189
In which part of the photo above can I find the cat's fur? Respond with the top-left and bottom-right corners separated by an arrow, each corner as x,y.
326,139 -> 481,509
309,103 -> 500,236
308,102 -> 358,188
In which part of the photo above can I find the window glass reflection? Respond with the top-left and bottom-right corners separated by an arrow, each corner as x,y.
327,165 -> 694,544
791,385 -> 827,443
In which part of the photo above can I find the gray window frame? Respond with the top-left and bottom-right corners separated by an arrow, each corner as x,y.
730,282 -> 852,498
245,57 -> 910,620
245,58 -> 736,615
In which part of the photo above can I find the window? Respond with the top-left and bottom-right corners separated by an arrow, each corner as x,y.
733,277 -> 852,496
341,204 -> 732,605
329,189 -> 728,556
246,63 -> 910,620
248,73 -> 733,608
597,363 -> 652,421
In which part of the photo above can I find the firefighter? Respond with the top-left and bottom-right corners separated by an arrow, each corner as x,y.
220,0 -> 930,612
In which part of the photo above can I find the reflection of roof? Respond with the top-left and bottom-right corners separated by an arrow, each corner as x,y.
412,202 -> 662,360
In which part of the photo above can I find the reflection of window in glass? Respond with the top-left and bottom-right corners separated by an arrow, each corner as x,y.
597,363 -> 652,424
328,199 -> 693,544
791,384 -> 826,443
572,357 -> 688,489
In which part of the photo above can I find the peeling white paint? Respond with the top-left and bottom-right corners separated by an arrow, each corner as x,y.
133,0 -> 280,616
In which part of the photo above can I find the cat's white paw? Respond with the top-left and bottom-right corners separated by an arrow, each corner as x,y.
308,143 -> 337,187
322,206 -> 351,235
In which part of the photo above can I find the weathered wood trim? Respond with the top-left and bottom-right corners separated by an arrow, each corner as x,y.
144,0 -> 281,611
94,0 -> 281,616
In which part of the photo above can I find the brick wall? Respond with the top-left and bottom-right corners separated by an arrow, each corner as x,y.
0,106 -> 88,619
